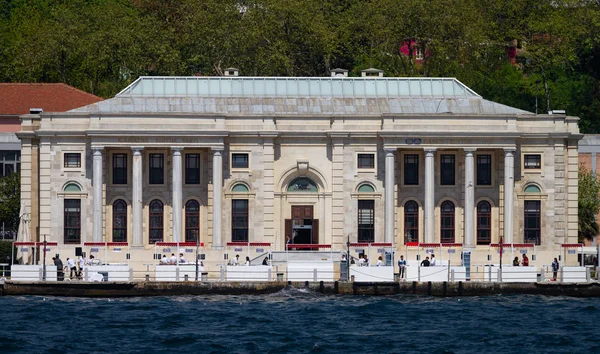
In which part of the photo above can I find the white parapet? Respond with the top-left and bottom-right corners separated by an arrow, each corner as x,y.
561,266 -> 588,283
10,265 -> 58,281
226,265 -> 272,281
405,265 -> 466,282
350,265 -> 394,282
86,265 -> 131,281
155,264 -> 204,281
287,261 -> 334,282
484,265 -> 538,282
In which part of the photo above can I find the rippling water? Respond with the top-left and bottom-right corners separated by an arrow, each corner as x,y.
2,288 -> 600,353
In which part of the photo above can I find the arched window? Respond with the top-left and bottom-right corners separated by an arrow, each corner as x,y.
149,199 -> 163,244
287,177 -> 318,192
524,185 -> 541,193
404,201 -> 419,244
185,200 -> 200,242
232,183 -> 249,192
476,201 -> 491,245
440,201 -> 455,243
112,200 -> 127,242
358,184 -> 375,193
63,183 -> 81,192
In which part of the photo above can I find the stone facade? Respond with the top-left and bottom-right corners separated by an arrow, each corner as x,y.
18,76 -> 582,270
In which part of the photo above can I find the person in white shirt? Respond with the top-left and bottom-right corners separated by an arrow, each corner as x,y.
78,257 -> 85,278
160,255 -> 168,264
232,254 -> 240,266
179,253 -> 186,264
377,256 -> 383,267
169,253 -> 177,265
430,254 -> 436,266
358,255 -> 366,266
67,258 -> 77,279
245,256 -> 251,266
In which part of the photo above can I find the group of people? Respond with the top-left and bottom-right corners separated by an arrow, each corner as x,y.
512,254 -> 530,266
52,254 -> 98,281
160,253 -> 189,265
230,254 -> 251,266
420,254 -> 437,267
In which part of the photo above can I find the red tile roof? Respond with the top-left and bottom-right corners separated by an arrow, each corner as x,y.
0,83 -> 103,115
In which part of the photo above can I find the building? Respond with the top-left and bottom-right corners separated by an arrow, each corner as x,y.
18,71 -> 581,269
0,83 -> 102,239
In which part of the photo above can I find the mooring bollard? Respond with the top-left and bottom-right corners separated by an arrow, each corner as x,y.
184,274 -> 189,281
201,272 -> 208,282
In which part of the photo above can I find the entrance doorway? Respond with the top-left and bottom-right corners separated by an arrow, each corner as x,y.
285,206 -> 319,246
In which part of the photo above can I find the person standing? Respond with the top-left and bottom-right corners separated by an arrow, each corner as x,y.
232,254 -> 240,266
398,255 -> 406,280
377,256 -> 383,267
430,254 -> 436,266
78,256 -> 85,279
67,257 -> 77,279
522,254 -> 529,266
245,256 -> 251,266
552,258 -> 560,281
54,255 -> 64,281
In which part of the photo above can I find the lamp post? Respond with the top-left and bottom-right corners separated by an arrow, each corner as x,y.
42,234 -> 47,281
346,235 -> 351,282
195,237 -> 199,281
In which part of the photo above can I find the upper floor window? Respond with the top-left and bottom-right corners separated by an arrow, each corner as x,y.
524,154 -> 541,169
232,153 -> 249,169
185,154 -> 200,184
149,154 -> 164,184
404,154 -> 419,185
113,153 -> 127,185
287,177 -> 318,192
440,201 -> 455,243
357,154 -> 375,169
64,153 -> 81,168
477,154 -> 492,185
0,151 -> 21,177
440,155 -> 455,185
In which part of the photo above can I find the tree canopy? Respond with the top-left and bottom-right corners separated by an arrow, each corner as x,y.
1,0 -> 599,131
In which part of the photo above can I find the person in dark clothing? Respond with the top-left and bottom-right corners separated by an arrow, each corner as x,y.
53,255 -> 64,281
552,258 -> 560,281
420,257 -> 430,267
262,257 -> 269,265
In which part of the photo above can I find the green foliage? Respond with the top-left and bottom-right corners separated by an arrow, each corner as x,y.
578,166 -> 600,242
0,173 -> 20,233
0,240 -> 16,266
0,0 -> 599,131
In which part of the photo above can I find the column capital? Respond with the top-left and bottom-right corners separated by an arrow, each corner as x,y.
171,146 -> 184,153
211,146 -> 225,152
384,148 -> 396,155
91,145 -> 104,152
423,147 -> 437,155
503,147 -> 517,153
131,146 -> 144,153
464,148 -> 477,154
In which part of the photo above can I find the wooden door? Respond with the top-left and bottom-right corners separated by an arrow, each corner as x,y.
292,206 -> 313,220
311,219 -> 319,245
285,219 -> 292,245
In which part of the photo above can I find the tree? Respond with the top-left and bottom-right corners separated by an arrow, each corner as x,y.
578,166 -> 600,242
0,172 -> 20,234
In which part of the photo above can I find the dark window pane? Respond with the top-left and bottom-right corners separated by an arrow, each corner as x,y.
358,200 -> 375,242
64,199 -> 81,244
149,199 -> 163,243
477,155 -> 492,185
64,153 -> 81,168
149,154 -> 164,184
476,201 -> 491,245
524,155 -> 541,169
112,199 -> 127,242
232,199 -> 248,242
232,153 -> 249,169
113,154 -> 127,184
357,154 -> 375,169
440,201 -> 455,243
524,200 -> 541,245
185,154 -> 200,184
185,200 -> 200,242
404,201 -> 419,243
440,155 -> 455,185
404,154 -> 419,185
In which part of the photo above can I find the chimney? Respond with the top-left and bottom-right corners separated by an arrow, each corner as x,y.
30,108 -> 43,114
330,68 -> 348,77
360,68 -> 384,78
224,68 -> 240,76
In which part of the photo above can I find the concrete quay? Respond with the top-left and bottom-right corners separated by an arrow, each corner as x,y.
2,280 -> 600,298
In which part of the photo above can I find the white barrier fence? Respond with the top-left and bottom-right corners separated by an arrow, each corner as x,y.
350,265 -> 394,282
287,261 -> 335,281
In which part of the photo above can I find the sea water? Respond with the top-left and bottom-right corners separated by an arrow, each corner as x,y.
1,288 -> 599,353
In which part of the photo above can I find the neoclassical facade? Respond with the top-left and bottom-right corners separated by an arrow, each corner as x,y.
18,74 -> 581,263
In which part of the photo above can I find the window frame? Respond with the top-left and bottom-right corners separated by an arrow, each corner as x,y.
231,199 -> 249,242
524,154 -> 542,170
476,154 -> 492,186
440,201 -> 455,243
64,152 -> 82,169
112,153 -> 128,185
357,200 -> 375,243
440,154 -> 456,186
185,200 -> 200,242
231,153 -> 249,170
112,199 -> 127,242
149,199 -> 164,244
404,201 -> 419,244
64,199 -> 81,244
403,154 -> 419,186
185,153 -> 201,185
149,153 -> 165,185
476,201 -> 491,245
524,200 -> 541,245
357,153 -> 376,170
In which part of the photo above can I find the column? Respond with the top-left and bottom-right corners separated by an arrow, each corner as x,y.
464,148 -> 476,248
503,148 -> 516,244
384,148 -> 396,244
92,146 -> 104,242
424,148 -> 436,243
212,147 -> 223,248
132,146 -> 144,246
171,147 -> 183,242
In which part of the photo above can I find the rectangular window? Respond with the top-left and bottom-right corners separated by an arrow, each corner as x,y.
232,199 -> 249,242
440,155 -> 455,185
112,154 -> 127,185
357,154 -> 375,169
524,200 -> 541,245
185,154 -> 200,184
524,154 -> 541,169
149,154 -> 164,184
358,200 -> 375,242
64,153 -> 81,168
404,154 -> 419,185
232,153 -> 249,169
64,199 -> 81,244
477,154 -> 492,185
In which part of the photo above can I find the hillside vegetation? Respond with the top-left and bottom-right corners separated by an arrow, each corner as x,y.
1,0 -> 599,131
